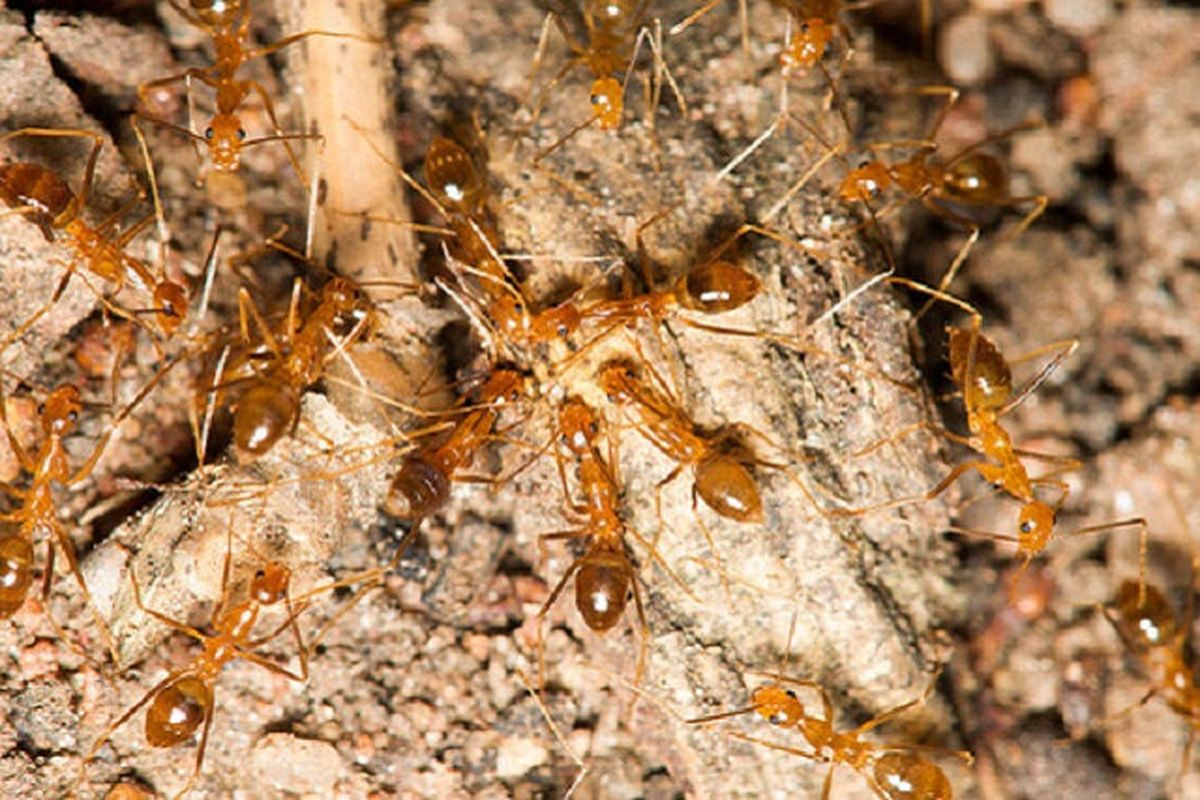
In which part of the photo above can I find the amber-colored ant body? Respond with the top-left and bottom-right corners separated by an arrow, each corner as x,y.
77,529 -> 314,799
197,275 -> 376,463
138,0 -> 372,184
1099,575 -> 1200,784
537,397 -> 650,681
0,371 -> 168,658
530,1 -> 649,133
689,667 -> 973,799
384,367 -> 528,523
838,96 -> 1048,277
850,277 -> 1147,602
597,357 -> 764,523
0,128 -> 188,340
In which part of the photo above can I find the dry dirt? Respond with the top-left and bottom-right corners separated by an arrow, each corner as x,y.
0,1 -> 1197,799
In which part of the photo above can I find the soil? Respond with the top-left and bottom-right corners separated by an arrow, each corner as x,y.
0,1 -> 1196,799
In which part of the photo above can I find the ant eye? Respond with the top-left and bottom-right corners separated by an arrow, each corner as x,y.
1020,520 -> 1034,533
204,127 -> 215,140
37,403 -> 45,416
255,569 -> 265,579
785,689 -> 797,699
67,411 -> 78,423
236,128 -> 247,141
557,323 -> 568,335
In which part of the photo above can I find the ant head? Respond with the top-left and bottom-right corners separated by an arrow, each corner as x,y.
0,536 -> 36,618
589,77 -> 624,131
145,676 -> 213,747
1017,501 -> 1055,552
838,161 -> 891,204
1111,580 -> 1177,650
251,562 -> 291,605
750,684 -> 804,728
695,453 -> 763,523
40,385 -> 83,436
781,17 -> 833,71
559,398 -> 599,455
424,136 -> 484,215
597,359 -> 638,402
154,280 -> 189,336
676,261 -> 761,314
944,152 -> 1009,204
529,303 -> 581,343
205,114 -> 247,172
489,294 -> 530,339
574,554 -> 631,632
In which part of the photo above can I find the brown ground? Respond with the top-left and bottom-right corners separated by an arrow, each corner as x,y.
0,0 -> 1197,798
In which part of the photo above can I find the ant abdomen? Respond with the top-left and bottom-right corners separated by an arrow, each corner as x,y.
675,261 -> 761,314
872,753 -> 952,800
0,536 -> 35,618
574,554 -> 630,632
145,677 -> 212,748
0,162 -> 76,240
943,153 -> 1008,205
947,328 -> 1012,412
385,455 -> 451,520
1112,580 -> 1177,649
424,136 -> 485,215
233,383 -> 300,460
695,453 -> 763,523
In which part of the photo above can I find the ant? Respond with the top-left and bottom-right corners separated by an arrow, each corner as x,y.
0,128 -> 188,343
598,356 -> 766,525
528,1 -> 684,160
688,664 -> 973,798
847,274 -> 1148,604
137,0 -> 374,187
837,91 -> 1048,295
194,272 -> 380,463
76,523 -> 322,799
0,368 -> 171,661
384,367 -> 529,525
535,396 -> 653,685
1097,571 -> 1200,790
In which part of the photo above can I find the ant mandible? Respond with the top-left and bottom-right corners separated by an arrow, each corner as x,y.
0,128 -> 188,343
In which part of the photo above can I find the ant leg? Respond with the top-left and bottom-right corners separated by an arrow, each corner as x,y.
851,667 -> 943,736
136,68 -> 215,109
47,521 -> 119,663
67,350 -> 183,486
1062,518 -> 1149,606
851,420 -> 972,459
820,766 -> 836,800
244,28 -> 379,63
527,17 -> 585,126
164,0 -> 206,27
999,337 -> 1080,415
236,286 -> 284,357
669,0 -> 723,37
535,554 -> 586,687
246,79 -> 312,184
727,731 -> 823,762
238,650 -> 308,683
174,693 -> 217,800
652,462 -> 687,546
126,562 -> 209,644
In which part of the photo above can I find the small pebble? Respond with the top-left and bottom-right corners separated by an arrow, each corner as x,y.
939,13 -> 996,86
251,733 -> 344,795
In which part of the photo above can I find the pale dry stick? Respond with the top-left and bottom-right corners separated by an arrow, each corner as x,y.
285,0 -> 419,289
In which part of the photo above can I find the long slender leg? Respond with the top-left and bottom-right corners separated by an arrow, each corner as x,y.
48,518 -> 119,663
